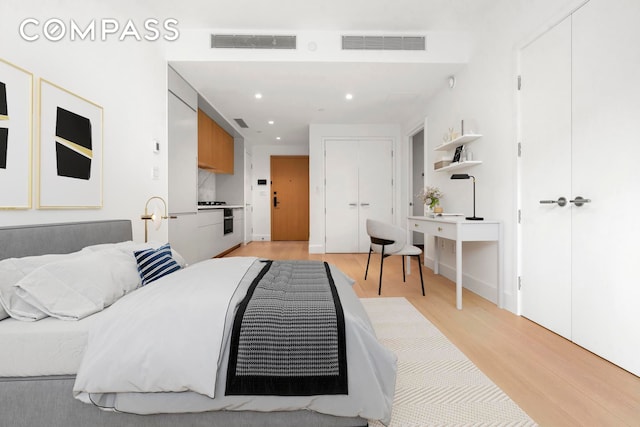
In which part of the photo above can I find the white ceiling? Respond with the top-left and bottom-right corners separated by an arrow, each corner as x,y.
163,0 -> 500,147
172,61 -> 463,146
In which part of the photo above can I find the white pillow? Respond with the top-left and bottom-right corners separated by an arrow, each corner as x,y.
15,248 -> 141,321
0,253 -> 73,321
83,241 -> 187,268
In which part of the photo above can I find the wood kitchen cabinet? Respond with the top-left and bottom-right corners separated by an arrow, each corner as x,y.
198,109 -> 234,174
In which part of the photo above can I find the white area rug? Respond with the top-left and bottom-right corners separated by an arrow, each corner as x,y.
361,297 -> 537,426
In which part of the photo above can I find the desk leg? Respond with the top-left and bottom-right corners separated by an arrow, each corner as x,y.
434,236 -> 440,275
498,223 -> 504,309
406,220 -> 412,275
456,239 -> 462,310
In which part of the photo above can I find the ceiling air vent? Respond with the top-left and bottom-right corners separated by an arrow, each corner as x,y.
341,35 -> 426,51
234,118 -> 249,129
211,34 -> 296,49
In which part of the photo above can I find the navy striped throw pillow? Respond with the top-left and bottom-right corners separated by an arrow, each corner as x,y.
134,243 -> 181,286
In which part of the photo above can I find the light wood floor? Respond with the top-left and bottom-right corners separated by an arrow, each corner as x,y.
227,241 -> 640,426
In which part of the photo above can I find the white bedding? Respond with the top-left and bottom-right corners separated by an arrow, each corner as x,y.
0,314 -> 101,377
73,257 -> 397,425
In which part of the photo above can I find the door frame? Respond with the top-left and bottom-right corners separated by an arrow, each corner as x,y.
515,0 -> 589,316
322,136 -> 396,253
405,118 -> 427,245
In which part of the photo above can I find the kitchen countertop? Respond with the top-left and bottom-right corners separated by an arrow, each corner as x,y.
198,205 -> 244,210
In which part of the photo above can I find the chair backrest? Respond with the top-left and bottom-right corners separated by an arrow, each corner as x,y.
366,219 -> 406,254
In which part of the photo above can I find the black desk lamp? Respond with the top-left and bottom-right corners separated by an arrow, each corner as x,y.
450,174 -> 483,220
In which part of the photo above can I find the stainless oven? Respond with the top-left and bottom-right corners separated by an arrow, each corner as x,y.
223,208 -> 233,235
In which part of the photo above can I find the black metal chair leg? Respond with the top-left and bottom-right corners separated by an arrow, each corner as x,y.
415,254 -> 425,296
402,255 -> 406,282
365,246 -> 372,279
378,247 -> 385,295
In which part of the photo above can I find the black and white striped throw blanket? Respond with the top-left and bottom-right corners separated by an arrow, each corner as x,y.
226,260 -> 348,396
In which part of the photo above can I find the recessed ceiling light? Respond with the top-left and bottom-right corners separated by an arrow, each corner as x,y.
276,137 -> 281,140
268,120 -> 274,125
254,93 -> 262,99
345,93 -> 353,100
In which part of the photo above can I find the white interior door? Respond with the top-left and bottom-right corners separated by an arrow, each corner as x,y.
571,0 -> 640,376
357,139 -> 393,252
520,17 -> 573,339
244,151 -> 253,244
325,140 -> 359,252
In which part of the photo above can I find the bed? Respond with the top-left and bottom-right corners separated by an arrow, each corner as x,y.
0,220 -> 396,427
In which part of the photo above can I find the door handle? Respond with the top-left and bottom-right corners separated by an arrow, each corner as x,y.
360,203 -> 370,207
273,196 -> 279,207
570,196 -> 591,207
348,203 -> 358,207
539,197 -> 567,207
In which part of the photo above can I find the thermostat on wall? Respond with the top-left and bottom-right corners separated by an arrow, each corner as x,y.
257,179 -> 267,185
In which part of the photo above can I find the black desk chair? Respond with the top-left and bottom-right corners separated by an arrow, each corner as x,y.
364,218 -> 425,296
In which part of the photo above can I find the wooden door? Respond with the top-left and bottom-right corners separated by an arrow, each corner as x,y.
520,16 -> 573,339
270,156 -> 309,241
571,0 -> 640,376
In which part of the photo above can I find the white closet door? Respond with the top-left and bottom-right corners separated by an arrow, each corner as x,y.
357,140 -> 393,252
520,17 -> 573,339
571,0 -> 640,376
325,140 -> 359,252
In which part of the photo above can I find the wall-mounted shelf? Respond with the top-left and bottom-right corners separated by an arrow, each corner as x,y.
434,133 -> 482,151
435,160 -> 482,172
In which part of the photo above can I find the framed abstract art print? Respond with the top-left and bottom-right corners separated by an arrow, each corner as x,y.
38,79 -> 103,208
0,58 -> 33,209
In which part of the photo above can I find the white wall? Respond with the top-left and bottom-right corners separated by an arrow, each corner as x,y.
0,1 -> 169,243
401,0 -> 587,312
309,124 -> 402,254
250,143 -> 309,241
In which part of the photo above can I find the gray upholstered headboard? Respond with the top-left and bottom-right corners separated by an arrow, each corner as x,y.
0,220 -> 132,261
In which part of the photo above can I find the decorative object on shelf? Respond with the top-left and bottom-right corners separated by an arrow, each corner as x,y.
452,145 -> 464,163
38,79 -> 103,209
0,58 -> 32,209
434,160 -> 452,170
450,174 -> 483,220
141,196 -> 176,242
419,186 -> 443,212
448,127 -> 459,142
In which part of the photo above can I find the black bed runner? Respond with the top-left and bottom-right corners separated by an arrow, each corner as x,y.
226,260 -> 347,396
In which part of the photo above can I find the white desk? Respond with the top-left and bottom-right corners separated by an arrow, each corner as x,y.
408,216 -> 503,310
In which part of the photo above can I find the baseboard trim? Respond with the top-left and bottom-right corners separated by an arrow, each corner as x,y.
423,256 -> 498,305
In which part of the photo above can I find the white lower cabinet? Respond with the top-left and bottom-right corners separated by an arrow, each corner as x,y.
197,209 -> 244,260
168,213 -> 199,265
197,210 -> 224,260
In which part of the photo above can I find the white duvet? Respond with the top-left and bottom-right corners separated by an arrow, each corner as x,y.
73,257 -> 397,425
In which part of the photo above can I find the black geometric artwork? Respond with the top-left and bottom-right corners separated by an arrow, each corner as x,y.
0,81 -> 7,169
55,107 -> 92,180
0,127 -> 7,169
0,81 -> 7,117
